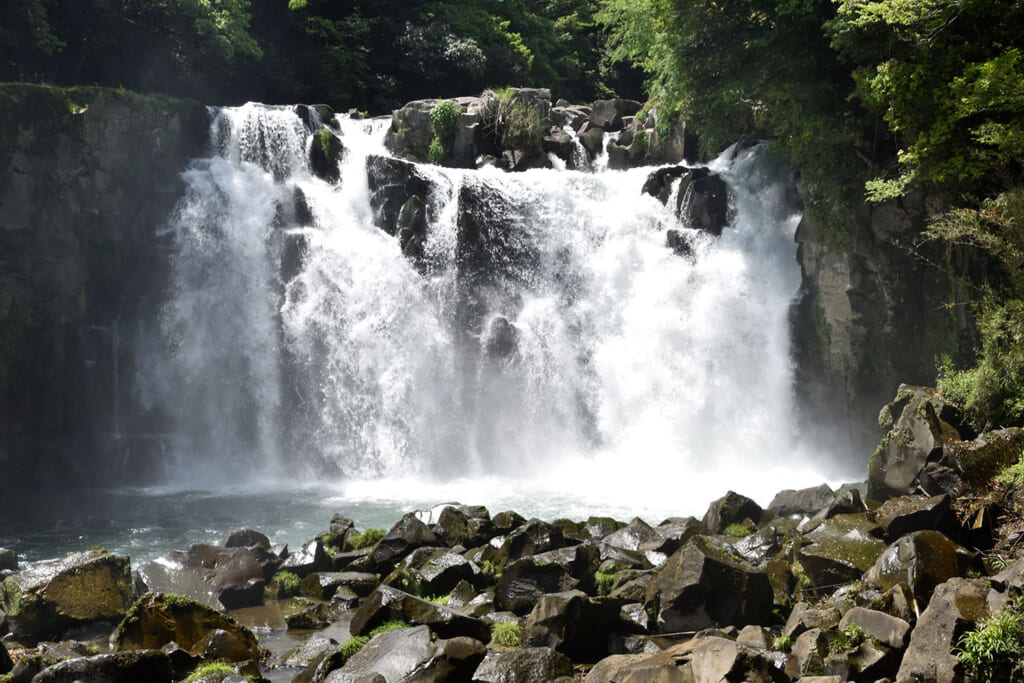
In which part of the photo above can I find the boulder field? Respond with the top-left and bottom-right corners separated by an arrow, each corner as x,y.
2,384 -> 1022,682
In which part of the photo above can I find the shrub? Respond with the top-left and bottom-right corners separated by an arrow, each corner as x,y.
481,88 -> 545,154
273,570 -> 301,597
184,662 -> 241,682
427,136 -> 446,165
723,523 -> 753,538
491,620 -> 521,647
595,571 -> 616,596
772,635 -> 793,652
429,100 -> 460,142
956,597 -> 1024,681
346,528 -> 385,551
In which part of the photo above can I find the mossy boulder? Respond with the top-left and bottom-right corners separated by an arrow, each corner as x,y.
796,513 -> 885,589
0,547 -> 134,639
864,530 -> 977,607
704,491 -> 763,535
114,593 -> 265,663
309,126 -> 343,183
350,585 -> 491,642
30,650 -> 174,683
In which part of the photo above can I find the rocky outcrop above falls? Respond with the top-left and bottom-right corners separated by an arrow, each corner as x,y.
0,85 -> 209,495
386,88 -> 698,171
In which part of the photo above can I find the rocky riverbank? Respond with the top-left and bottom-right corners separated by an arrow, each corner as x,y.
2,385 -> 1023,682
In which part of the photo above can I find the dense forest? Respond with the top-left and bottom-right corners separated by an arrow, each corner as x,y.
2,0 -> 1022,428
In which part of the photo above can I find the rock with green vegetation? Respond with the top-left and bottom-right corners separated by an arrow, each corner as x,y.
783,602 -> 842,639
645,535 -> 773,633
946,427 -> 1024,491
370,514 -> 441,571
472,646 -> 573,683
864,529 -> 977,607
796,513 -> 885,589
29,650 -> 174,683
310,126 -> 343,183
522,589 -> 624,661
399,548 -> 478,596
872,493 -> 955,541
703,490 -> 763,535
839,606 -> 910,650
0,547 -> 134,639
114,593 -> 265,664
494,553 -> 585,616
897,577 -> 992,681
429,504 -> 494,548
350,585 -> 491,642
135,544 -> 280,610
284,597 -> 331,630
323,625 -> 435,683
868,385 -> 963,500
955,596 -> 1024,682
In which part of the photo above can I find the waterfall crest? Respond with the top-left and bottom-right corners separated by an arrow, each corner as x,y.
140,102 -> 832,519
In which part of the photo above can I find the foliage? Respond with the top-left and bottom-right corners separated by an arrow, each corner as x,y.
338,635 -> 369,665
772,635 -> 793,652
481,88 -> 545,153
955,598 -> 1024,682
430,101 -> 460,142
481,559 -> 502,581
346,528 -> 385,551
595,571 -> 616,596
997,452 -> 1024,488
491,620 -> 522,647
723,523 -> 753,538
827,622 -> 866,654
427,137 -> 447,165
426,594 -> 451,605
369,620 -> 411,637
273,570 -> 301,597
185,662 -> 244,682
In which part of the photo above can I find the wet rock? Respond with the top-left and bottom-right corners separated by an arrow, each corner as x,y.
0,547 -> 18,572
896,577 -> 990,681
284,634 -> 338,668
730,526 -> 781,567
221,529 -> 271,550
425,504 -> 493,549
783,603 -> 841,638
115,593 -> 264,663
872,493 -> 955,541
495,519 -> 567,565
31,650 -> 173,683
401,548 -> 479,596
494,553 -> 583,616
310,127 -> 343,183
677,168 -> 731,236
864,529 -> 975,607
767,484 -> 836,517
397,195 -> 428,262
366,155 -> 434,238
371,514 -> 441,571
839,606 -> 910,649
642,166 -> 689,205
280,538 -> 333,578
300,572 -> 379,601
135,544 -> 280,610
472,646 -> 573,682
325,625 -> 436,683
704,490 -> 762,534
1,548 -> 134,639
350,585 -> 491,642
522,589 -> 624,661
796,513 -> 885,590
542,129 -> 575,168
665,229 -> 693,258
602,518 -> 658,553
483,317 -> 519,360
869,385 -> 962,500
646,536 -> 774,633
285,598 -> 332,630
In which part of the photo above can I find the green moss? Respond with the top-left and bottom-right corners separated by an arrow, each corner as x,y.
595,571 -> 617,597
426,593 -> 450,605
634,128 -> 648,156
772,634 -> 793,652
163,593 -> 193,610
338,635 -> 369,664
346,528 -> 385,551
491,620 -> 521,647
369,619 -> 410,637
723,522 -> 754,537
273,570 -> 301,598
481,560 -> 502,582
184,662 -> 244,682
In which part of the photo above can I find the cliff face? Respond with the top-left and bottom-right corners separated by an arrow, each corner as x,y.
791,190 -> 984,458
0,85 -> 208,492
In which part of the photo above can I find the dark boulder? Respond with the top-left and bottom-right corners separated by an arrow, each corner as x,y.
677,168 -> 731,236
399,547 -> 479,596
221,529 -> 271,550
371,513 -> 441,571
872,493 -> 955,541
324,625 -> 436,683
523,589 -> 623,661
430,504 -> 493,548
494,519 -> 567,566
494,555 -> 582,616
30,650 -> 173,683
896,577 -> 990,681
350,585 -> 491,642
365,155 -> 434,238
0,640 -> 12,674
309,127 -> 343,183
299,571 -> 379,601
397,195 -> 428,262
642,166 -> 689,205
114,593 -> 265,664
601,518 -> 658,553
796,513 -> 884,589
0,547 -> 18,572
864,529 -> 976,606
472,647 -> 573,682
135,544 -> 280,610
767,484 -> 836,517
869,385 -> 962,500
1,548 -> 134,640
645,536 -> 774,633
483,316 -> 519,360
704,490 -> 763,534
281,538 -> 333,578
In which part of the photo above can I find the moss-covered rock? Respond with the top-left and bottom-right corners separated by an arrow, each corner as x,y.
0,547 -> 134,639
114,592 -> 265,663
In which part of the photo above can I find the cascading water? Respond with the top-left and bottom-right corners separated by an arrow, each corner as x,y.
140,102 -> 835,522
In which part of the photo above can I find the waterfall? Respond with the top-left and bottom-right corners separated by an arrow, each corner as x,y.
139,103 -> 833,520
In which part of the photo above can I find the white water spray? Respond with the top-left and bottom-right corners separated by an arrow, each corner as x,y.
142,103 -> 833,521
